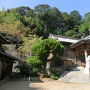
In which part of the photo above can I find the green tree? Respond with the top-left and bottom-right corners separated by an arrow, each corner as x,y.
34,4 -> 62,38
0,11 -> 6,23
65,30 -> 78,38
26,9 -> 35,18
4,12 -> 17,24
15,6 -> 31,16
34,4 -> 52,38
84,12 -> 90,19
34,4 -> 50,13
70,10 -> 82,23
31,39 -> 64,75
24,17 -> 37,35
18,35 -> 42,52
79,17 -> 90,36
18,35 -> 42,60
60,12 -> 76,35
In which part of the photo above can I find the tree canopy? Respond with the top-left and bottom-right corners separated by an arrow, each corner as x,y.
0,4 -> 90,43
31,39 -> 64,75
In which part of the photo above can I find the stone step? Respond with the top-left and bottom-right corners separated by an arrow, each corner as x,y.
58,68 -> 90,84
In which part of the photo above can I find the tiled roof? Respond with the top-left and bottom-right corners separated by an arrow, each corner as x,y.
0,51 -> 19,61
49,34 -> 79,44
70,35 -> 90,48
0,34 -> 7,43
83,35 -> 90,40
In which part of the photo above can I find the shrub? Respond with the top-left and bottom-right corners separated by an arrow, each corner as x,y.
14,61 -> 31,77
51,75 -> 58,80
49,68 -> 57,76
49,68 -> 64,80
28,56 -> 42,76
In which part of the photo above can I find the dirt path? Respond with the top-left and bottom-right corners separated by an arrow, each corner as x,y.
0,79 -> 90,90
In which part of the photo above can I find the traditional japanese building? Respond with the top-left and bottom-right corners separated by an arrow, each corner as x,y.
49,34 -> 90,75
69,35 -> 90,74
0,35 -> 19,80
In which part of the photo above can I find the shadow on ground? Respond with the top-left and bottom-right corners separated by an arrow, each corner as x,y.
0,78 -> 44,90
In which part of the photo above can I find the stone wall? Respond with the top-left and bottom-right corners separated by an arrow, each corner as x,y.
2,44 -> 19,72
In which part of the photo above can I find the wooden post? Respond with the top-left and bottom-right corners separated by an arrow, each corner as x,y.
0,61 -> 2,79
84,50 -> 88,61
75,53 -> 77,66
84,50 -> 89,75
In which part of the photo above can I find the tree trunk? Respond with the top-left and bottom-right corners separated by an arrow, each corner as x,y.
43,62 -> 50,77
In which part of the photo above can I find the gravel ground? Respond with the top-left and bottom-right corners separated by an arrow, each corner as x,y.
0,78 -> 90,90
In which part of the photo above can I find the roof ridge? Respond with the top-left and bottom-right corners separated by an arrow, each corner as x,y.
49,34 -> 79,40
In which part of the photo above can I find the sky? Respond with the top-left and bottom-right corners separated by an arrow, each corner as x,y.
0,0 -> 90,17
